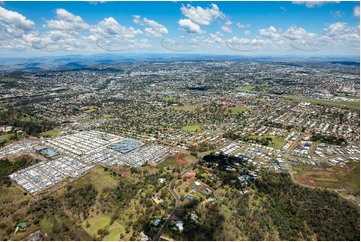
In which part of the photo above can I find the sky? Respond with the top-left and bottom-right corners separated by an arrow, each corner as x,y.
0,1 -> 359,57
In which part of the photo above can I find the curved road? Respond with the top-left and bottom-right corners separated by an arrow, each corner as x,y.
154,161 -> 199,241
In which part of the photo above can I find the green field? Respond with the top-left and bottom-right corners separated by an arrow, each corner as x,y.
83,215 -> 111,238
0,78 -> 17,83
247,135 -> 287,149
168,105 -> 198,112
227,106 -> 249,114
236,85 -> 255,92
165,157 -> 176,165
162,97 -> 176,102
181,125 -> 202,132
285,96 -> 360,110
73,167 -> 119,192
0,133 -> 15,141
41,129 -> 60,138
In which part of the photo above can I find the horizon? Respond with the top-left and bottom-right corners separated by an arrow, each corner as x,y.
0,1 -> 360,58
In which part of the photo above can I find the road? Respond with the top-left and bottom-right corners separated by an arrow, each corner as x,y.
153,160 -> 199,241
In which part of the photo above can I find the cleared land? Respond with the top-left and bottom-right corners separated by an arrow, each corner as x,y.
293,162 -> 360,192
236,85 -> 255,92
168,105 -> 198,112
181,125 -> 202,132
162,97 -> 176,101
285,95 -> 360,110
0,133 -> 15,141
247,135 -> 287,149
41,129 -> 60,138
227,106 -> 249,114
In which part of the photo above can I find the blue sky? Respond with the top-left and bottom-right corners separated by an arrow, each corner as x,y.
0,1 -> 359,57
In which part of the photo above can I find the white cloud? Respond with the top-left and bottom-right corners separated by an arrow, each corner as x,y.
324,22 -> 360,42
244,30 -> 251,36
259,26 -> 281,39
354,6 -> 360,16
236,22 -> 250,28
225,37 -> 271,51
292,1 -> 339,8
331,10 -> 344,17
178,19 -> 205,34
45,9 -> 89,31
133,15 -> 168,37
283,26 -> 316,40
221,25 -> 232,34
209,31 -> 224,43
224,20 -> 232,26
180,3 -> 225,25
0,6 -> 34,32
90,17 -> 142,39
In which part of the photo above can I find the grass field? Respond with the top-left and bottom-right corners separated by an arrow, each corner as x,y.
227,106 -> 249,114
168,105 -> 198,112
247,135 -> 286,149
182,125 -> 202,132
104,221 -> 125,241
73,167 -> 119,192
236,85 -> 255,92
294,162 -> 360,192
41,129 -> 60,138
83,215 -> 111,238
285,95 -> 360,110
0,133 -> 15,141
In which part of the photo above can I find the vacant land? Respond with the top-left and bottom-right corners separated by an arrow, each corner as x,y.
247,135 -> 287,149
0,133 -> 15,141
293,162 -> 360,192
236,85 -> 255,92
162,97 -> 176,102
168,105 -> 198,112
181,125 -> 202,132
285,95 -> 360,110
227,106 -> 249,114
41,129 -> 60,138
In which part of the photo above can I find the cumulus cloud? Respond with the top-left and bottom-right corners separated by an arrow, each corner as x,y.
209,31 -> 224,43
224,20 -> 232,26
44,9 -> 89,31
259,26 -> 281,39
221,25 -> 232,34
0,6 -> 34,33
324,22 -> 360,42
133,15 -> 168,37
354,6 -> 360,16
178,19 -> 205,34
180,3 -> 225,25
292,1 -> 339,8
90,17 -> 142,39
236,22 -> 250,28
283,26 -> 316,40
331,10 -> 344,17
244,30 -> 251,36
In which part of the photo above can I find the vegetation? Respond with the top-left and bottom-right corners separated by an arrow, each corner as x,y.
310,133 -> 346,146
181,125 -> 202,132
246,135 -> 287,149
227,106 -> 249,114
41,129 -> 61,138
0,110 -> 57,136
294,162 -> 360,192
168,105 -> 198,112
285,95 -> 360,110
0,155 -> 39,188
172,172 -> 360,241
